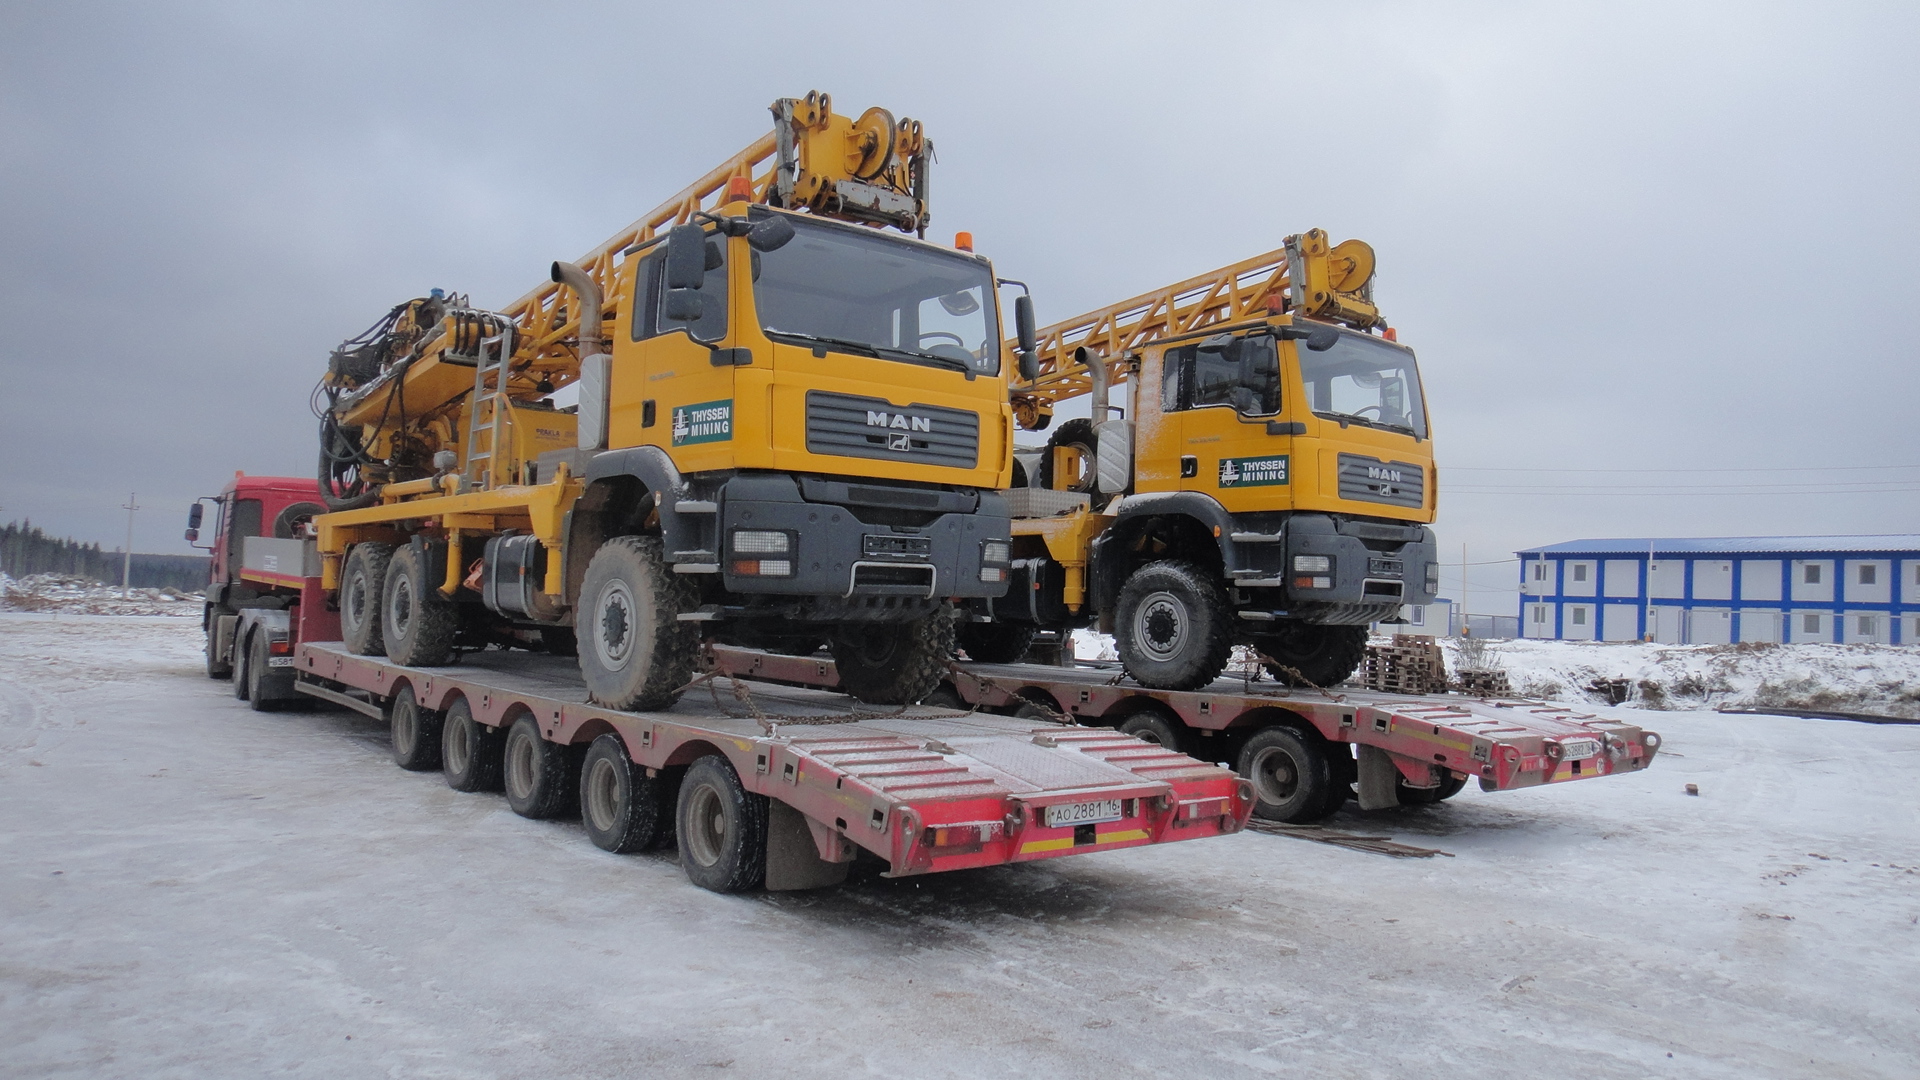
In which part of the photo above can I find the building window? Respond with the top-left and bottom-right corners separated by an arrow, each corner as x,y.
1859,615 -> 1878,636
1572,564 -> 1588,583
1572,607 -> 1587,626
1532,563 -> 1546,582
1804,563 -> 1822,585
1859,564 -> 1877,585
1531,605 -> 1548,624
1803,612 -> 1821,633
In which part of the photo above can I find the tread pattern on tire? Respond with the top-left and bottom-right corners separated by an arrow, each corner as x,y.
577,536 -> 699,712
830,608 -> 957,705
441,696 -> 504,793
383,544 -> 458,666
1115,559 -> 1234,691
676,755 -> 768,893
957,621 -> 1036,664
579,734 -> 668,853
1117,710 -> 1184,752
245,630 -> 279,712
504,715 -> 578,819
341,543 -> 393,656
1257,623 -> 1369,688
205,607 -> 233,679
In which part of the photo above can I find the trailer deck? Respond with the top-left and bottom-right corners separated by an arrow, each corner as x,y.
294,641 -> 1252,890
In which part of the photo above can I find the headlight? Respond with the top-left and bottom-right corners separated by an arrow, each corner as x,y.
1293,555 -> 1332,573
732,530 -> 789,554
983,540 -> 1011,564
980,567 -> 1007,583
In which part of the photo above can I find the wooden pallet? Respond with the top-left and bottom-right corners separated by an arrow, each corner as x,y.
1453,669 -> 1512,697
1360,636 -> 1448,694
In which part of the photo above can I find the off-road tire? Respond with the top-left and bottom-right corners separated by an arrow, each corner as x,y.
383,544 -> 458,667
503,714 -> 578,819
1118,710 -> 1185,752
205,607 -> 233,679
577,536 -> 698,712
829,609 -> 956,705
1115,560 -> 1233,691
389,683 -> 442,771
341,543 -> 393,656
957,621 -> 1036,664
441,696 -> 504,793
271,501 -> 327,540
579,734 -> 669,853
1237,725 -> 1338,823
245,630 -> 279,712
1037,417 -> 1099,495
676,755 -> 768,893
1255,623 -> 1369,689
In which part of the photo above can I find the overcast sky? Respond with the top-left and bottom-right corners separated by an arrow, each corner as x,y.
3,1 -> 1914,613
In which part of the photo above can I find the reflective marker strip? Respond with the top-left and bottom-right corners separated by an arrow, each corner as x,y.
1098,829 -> 1150,844
1017,828 -> 1153,855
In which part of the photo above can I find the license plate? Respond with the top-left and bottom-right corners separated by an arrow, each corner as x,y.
267,657 -> 294,668
1559,738 -> 1599,760
1044,799 -> 1123,828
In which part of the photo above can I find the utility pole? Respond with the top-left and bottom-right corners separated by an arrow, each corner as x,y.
121,493 -> 140,598
1459,542 -> 1469,637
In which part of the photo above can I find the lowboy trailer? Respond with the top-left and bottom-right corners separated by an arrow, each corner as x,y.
289,639 -> 1253,893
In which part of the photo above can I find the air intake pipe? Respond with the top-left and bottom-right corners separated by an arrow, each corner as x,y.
551,261 -> 609,450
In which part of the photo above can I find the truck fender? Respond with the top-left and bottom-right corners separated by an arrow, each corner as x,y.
1089,491 -> 1240,625
579,445 -> 711,565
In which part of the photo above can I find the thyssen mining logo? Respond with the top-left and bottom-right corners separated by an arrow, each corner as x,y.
867,409 -> 931,452
672,400 -> 732,445
1218,455 -> 1289,487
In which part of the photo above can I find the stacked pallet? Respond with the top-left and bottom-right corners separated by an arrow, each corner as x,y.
1453,669 -> 1513,697
1359,636 -> 1449,694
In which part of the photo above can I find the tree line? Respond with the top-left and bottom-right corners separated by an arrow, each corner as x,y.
0,521 -> 210,592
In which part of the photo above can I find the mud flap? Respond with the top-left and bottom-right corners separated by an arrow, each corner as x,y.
764,801 -> 852,891
1356,745 -> 1401,810
214,614 -> 238,667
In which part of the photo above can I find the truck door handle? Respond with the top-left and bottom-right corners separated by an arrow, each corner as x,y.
642,400 -> 656,428
1180,456 -> 1198,478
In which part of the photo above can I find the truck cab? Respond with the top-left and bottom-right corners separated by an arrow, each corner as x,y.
189,473 -> 325,700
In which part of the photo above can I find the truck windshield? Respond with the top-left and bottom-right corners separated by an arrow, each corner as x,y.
750,212 -> 1000,375
1298,332 -> 1427,438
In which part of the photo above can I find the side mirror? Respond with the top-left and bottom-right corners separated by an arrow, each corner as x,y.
663,289 -> 706,323
665,224 -> 708,290
1014,294 -> 1038,355
184,528 -> 199,543
187,503 -> 204,529
1019,350 -> 1039,382
746,214 -> 795,252
1305,325 -> 1339,352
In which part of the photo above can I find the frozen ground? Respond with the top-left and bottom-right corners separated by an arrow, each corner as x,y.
0,573 -> 201,618
2,614 -> 1917,1079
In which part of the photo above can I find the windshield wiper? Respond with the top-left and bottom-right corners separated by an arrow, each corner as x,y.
769,331 -> 973,373
1314,410 -> 1417,436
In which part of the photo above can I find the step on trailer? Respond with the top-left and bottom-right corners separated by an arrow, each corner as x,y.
290,641 -> 1253,893
929,659 -> 1662,822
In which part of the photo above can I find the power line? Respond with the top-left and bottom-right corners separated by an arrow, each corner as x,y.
1445,463 -> 1920,474
1448,486 -> 1920,496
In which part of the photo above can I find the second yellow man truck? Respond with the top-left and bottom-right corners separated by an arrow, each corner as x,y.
960,231 -> 1440,690
313,93 -> 1036,708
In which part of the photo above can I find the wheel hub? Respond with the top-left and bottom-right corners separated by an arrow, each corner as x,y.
596,580 -> 635,667
1251,746 -> 1300,804
1133,591 -> 1188,661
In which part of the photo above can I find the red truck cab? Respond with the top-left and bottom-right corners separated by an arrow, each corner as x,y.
188,473 -> 327,704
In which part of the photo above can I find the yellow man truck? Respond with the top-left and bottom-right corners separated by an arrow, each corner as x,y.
960,232 -> 1439,690
313,93 -> 1037,708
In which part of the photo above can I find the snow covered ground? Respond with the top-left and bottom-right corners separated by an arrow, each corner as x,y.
2,613 -> 1917,1078
0,572 -> 202,618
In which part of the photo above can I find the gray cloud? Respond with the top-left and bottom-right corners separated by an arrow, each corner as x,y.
3,1 -> 1914,614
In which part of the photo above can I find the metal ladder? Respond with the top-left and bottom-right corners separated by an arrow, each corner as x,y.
463,317 -> 515,489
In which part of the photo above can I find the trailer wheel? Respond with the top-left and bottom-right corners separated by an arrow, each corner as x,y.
1118,711 -> 1185,752
245,631 -> 279,712
578,536 -> 698,712
1115,560 -> 1233,691
829,608 -> 956,705
957,621 -> 1036,664
1237,726 -> 1338,823
579,734 -> 668,853
441,696 -> 504,793
1255,623 -> 1368,689
389,684 -> 442,771
341,543 -> 393,656
503,714 -> 578,819
1397,769 -> 1468,807
382,544 -> 458,666
676,755 -> 768,893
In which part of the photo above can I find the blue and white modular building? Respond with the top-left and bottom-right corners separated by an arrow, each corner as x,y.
1514,536 -> 1920,644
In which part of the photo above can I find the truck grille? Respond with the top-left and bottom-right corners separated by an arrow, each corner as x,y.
806,391 -> 978,470
1337,453 -> 1425,509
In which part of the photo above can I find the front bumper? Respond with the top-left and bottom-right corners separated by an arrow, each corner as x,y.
711,473 -> 1011,614
1232,513 -> 1437,624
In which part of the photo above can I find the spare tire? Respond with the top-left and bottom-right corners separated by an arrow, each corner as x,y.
272,501 -> 326,539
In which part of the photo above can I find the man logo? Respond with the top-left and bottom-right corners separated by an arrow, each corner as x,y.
867,410 -> 933,433
888,432 -> 913,451
1366,465 -> 1403,483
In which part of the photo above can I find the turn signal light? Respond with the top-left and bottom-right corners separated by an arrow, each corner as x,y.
1293,575 -> 1333,590
980,567 -> 1006,583
732,559 -> 792,577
